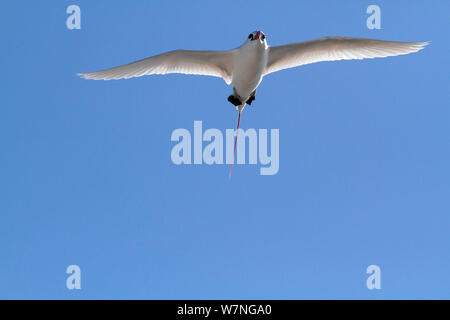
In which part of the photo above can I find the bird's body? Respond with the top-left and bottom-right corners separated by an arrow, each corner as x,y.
231,33 -> 268,109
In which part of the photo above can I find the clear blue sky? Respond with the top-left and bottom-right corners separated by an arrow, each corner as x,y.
1,1 -> 449,299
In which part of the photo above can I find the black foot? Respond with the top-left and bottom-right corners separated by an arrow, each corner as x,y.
228,95 -> 242,107
246,95 -> 256,105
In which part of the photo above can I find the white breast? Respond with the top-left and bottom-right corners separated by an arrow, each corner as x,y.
231,43 -> 268,100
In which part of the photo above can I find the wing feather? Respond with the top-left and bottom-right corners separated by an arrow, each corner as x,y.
265,37 -> 428,75
78,49 -> 236,84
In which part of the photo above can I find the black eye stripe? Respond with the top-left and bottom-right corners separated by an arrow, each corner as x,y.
248,33 -> 254,40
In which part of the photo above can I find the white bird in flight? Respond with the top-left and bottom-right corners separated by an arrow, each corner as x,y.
78,31 -> 428,176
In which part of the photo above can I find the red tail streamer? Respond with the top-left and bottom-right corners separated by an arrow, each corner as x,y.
229,109 -> 242,179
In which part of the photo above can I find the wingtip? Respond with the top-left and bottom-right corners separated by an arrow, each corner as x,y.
416,41 -> 430,49
77,73 -> 100,80
408,41 -> 429,54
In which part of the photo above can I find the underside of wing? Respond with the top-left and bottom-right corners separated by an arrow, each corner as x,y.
265,37 -> 428,75
78,49 -> 235,84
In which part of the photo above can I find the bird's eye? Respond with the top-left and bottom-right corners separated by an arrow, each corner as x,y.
248,33 -> 253,40
261,34 -> 266,40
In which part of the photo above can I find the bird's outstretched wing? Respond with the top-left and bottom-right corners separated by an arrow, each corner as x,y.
78,49 -> 236,84
265,37 -> 428,75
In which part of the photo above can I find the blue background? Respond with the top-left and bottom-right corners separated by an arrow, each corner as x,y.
1,1 -> 449,299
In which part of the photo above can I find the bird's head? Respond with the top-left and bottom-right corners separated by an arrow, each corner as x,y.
246,30 -> 266,45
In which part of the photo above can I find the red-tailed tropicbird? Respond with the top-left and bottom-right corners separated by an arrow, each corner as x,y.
78,31 -> 428,176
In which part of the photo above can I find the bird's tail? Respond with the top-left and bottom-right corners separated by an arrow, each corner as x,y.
229,106 -> 244,179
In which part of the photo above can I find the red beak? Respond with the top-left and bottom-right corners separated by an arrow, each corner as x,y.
255,31 -> 261,40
